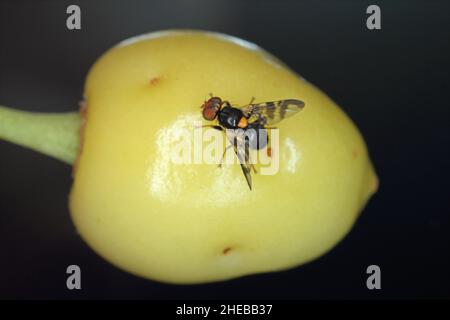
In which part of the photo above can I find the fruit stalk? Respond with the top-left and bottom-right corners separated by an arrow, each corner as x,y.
0,105 -> 80,164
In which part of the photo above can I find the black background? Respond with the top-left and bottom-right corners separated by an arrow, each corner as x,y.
0,0 -> 449,299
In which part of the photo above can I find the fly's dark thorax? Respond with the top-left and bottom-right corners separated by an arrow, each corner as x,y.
218,106 -> 244,129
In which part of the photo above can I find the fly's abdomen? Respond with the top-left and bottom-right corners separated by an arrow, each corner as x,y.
244,125 -> 268,150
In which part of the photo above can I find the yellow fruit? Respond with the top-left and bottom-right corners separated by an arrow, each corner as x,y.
69,30 -> 378,284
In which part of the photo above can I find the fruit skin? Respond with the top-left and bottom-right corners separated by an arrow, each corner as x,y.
69,30 -> 378,284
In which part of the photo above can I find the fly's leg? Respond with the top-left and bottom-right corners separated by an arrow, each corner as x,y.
218,144 -> 233,168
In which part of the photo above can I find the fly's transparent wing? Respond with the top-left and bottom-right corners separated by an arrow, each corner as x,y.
225,129 -> 253,190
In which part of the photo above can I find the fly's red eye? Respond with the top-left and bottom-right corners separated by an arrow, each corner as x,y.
209,97 -> 222,104
206,97 -> 222,108
202,106 -> 218,120
202,97 -> 221,120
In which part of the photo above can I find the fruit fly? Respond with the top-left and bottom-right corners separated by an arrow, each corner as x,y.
201,96 -> 305,190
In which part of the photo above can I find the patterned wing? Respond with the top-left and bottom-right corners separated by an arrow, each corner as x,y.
240,99 -> 305,126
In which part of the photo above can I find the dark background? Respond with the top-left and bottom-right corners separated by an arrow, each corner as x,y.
0,0 -> 449,299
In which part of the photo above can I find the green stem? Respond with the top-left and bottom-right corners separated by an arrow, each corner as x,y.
0,105 -> 81,165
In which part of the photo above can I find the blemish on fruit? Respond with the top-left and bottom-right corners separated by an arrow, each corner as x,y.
352,149 -> 358,159
149,77 -> 160,85
223,247 -> 232,255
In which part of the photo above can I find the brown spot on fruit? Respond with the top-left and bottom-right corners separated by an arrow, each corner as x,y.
149,77 -> 160,85
223,247 -> 232,255
352,149 -> 358,159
